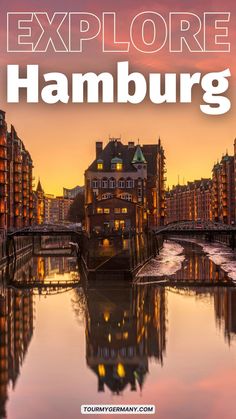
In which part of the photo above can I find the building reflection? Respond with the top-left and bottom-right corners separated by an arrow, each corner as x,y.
171,242 -> 229,283
84,285 -> 166,394
0,285 -> 34,417
33,257 -> 78,281
0,254 -> 79,417
213,288 -> 236,344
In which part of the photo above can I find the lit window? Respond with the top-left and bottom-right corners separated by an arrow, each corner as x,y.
98,364 -> 106,377
104,208 -> 110,214
97,208 -> 103,214
122,208 -> 128,213
114,208 -> 121,214
114,220 -> 125,230
116,163 -> 123,171
97,162 -> 103,170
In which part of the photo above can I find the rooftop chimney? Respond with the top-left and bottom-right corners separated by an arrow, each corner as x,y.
96,141 -> 103,158
128,141 -> 135,149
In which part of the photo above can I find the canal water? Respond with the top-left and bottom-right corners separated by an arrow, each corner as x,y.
1,241 -> 236,419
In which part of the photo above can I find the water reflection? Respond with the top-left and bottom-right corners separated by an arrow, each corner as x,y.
214,288 -> 236,343
85,285 -> 166,394
0,287 -> 34,418
140,241 -> 231,284
0,241 -> 235,416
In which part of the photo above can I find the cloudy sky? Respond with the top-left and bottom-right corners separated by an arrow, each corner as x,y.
0,0 -> 235,194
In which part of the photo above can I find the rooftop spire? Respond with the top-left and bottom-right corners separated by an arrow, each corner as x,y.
36,178 -> 44,193
132,145 -> 147,164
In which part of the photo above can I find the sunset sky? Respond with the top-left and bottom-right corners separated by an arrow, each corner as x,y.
1,0 -> 236,195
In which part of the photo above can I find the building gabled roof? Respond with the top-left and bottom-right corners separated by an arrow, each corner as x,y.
87,140 -> 136,173
86,139 -> 164,175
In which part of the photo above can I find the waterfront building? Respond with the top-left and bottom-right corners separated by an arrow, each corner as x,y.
84,138 -> 166,234
0,110 -> 33,233
212,154 -> 235,224
0,111 -> 7,233
166,178 -> 212,224
166,139 -> 236,226
34,181 -> 73,224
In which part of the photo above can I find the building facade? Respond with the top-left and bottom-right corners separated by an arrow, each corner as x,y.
166,179 -> 212,224
34,181 -> 73,225
84,138 -> 166,234
166,140 -> 236,225
212,154 -> 235,224
0,110 -> 33,233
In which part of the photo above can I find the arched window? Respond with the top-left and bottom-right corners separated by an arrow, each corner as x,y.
118,178 -> 125,188
92,178 -> 98,188
101,178 -> 108,188
109,178 -> 116,188
126,178 -> 134,188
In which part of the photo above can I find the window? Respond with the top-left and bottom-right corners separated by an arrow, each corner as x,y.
92,179 -> 98,188
110,178 -> 116,188
97,162 -> 103,170
104,208 -> 110,214
97,208 -> 103,214
114,220 -> 125,230
118,179 -> 125,188
122,208 -> 128,213
138,188 -> 142,197
102,193 -> 113,200
126,179 -> 134,188
114,208 -> 121,214
119,193 -> 132,202
116,163 -> 123,171
102,179 -> 108,188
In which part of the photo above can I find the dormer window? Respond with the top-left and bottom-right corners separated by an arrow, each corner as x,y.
111,157 -> 123,171
97,159 -> 103,170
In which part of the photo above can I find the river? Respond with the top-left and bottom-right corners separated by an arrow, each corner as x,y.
1,240 -> 236,419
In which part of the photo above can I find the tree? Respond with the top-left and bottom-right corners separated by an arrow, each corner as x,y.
67,192 -> 85,223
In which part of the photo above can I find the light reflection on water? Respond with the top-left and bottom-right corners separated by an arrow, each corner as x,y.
0,243 -> 236,419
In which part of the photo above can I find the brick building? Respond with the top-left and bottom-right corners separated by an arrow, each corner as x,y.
166,140 -> 236,226
84,138 -> 166,234
0,110 -> 33,233
34,181 -> 73,224
166,179 -> 212,224
212,154 -> 235,224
